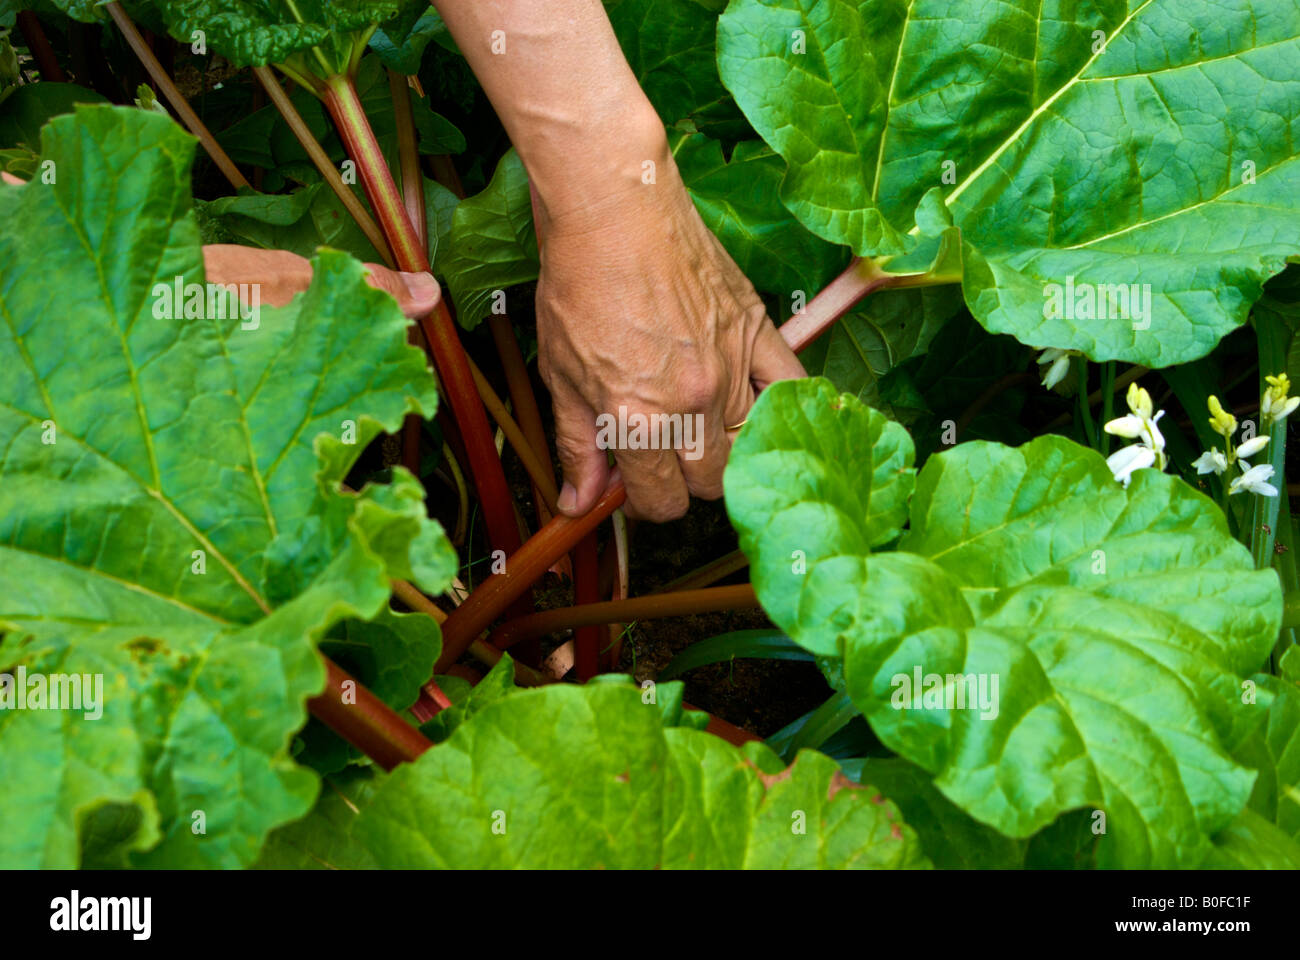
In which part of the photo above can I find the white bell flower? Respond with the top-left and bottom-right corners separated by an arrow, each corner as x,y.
1107,444 -> 1156,487
1036,348 -> 1074,390
1229,463 -> 1279,497
1234,435 -> 1270,460
1191,449 -> 1228,476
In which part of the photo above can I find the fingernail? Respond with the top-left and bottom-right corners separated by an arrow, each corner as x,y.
401,271 -> 438,306
557,481 -> 577,514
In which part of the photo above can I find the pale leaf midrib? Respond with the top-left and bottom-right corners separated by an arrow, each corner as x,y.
0,397 -> 271,617
924,0 -> 1158,222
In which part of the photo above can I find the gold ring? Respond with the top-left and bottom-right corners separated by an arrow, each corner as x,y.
725,419 -> 748,432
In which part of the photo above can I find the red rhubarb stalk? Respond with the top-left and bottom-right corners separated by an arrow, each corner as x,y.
434,484 -> 627,673
487,584 -> 758,652
321,73 -> 525,566
309,656 -> 432,770
15,10 -> 66,82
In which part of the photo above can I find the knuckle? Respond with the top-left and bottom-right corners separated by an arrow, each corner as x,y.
677,363 -> 725,411
687,475 -> 724,501
635,491 -> 689,523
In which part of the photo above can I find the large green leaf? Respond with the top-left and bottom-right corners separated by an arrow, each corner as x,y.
418,653 -> 517,744
717,0 -> 1300,367
0,82 -> 107,151
441,148 -> 539,330
798,286 -> 962,410
844,758 -> 1026,868
253,766 -> 383,869
1231,675 -> 1300,843
1203,809 -> 1300,869
151,0 -> 400,74
726,378 -> 1283,867
197,183 -> 387,264
356,682 -> 929,868
724,378 -> 914,643
0,105 -> 453,867
607,0 -> 747,137
672,130 -> 846,296
369,2 -> 456,74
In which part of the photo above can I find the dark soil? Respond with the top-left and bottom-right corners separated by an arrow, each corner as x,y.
617,498 -> 831,738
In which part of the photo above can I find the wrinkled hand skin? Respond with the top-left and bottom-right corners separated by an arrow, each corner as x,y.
203,244 -> 440,319
534,148 -> 805,523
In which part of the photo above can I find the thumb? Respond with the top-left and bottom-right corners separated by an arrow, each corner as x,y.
363,265 -> 441,319
550,381 -> 609,517
749,318 -> 806,390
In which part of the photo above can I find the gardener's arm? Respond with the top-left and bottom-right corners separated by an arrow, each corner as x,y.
433,0 -> 805,522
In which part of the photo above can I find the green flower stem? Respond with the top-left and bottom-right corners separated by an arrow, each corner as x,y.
1100,361 -> 1115,456
1250,423 -> 1286,572
1281,589 -> 1300,631
1252,320 -> 1290,569
1271,491 -> 1298,667
1075,356 -> 1098,449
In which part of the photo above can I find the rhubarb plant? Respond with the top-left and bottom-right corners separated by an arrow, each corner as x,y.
725,377 -> 1285,868
0,106 -> 453,867
3,0 -> 1300,874
717,0 -> 1300,366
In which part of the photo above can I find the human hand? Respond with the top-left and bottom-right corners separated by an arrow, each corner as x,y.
532,135 -> 805,523
202,244 -> 439,318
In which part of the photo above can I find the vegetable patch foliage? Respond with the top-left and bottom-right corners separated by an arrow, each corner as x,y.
0,0 -> 1298,870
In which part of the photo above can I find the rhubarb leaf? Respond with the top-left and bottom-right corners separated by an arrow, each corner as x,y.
1232,675 -> 1300,842
726,378 -> 1282,866
798,286 -> 963,410
419,654 -> 517,744
843,758 -> 1026,869
369,3 -> 453,74
0,105 -> 452,868
717,0 -> 1300,367
197,183 -> 387,264
355,682 -> 928,868
253,766 -> 383,869
150,0 -> 401,72
724,377 -> 915,647
0,81 -> 107,150
442,148 -> 539,330
1205,809 -> 1300,869
671,130 -> 846,297
608,0 -> 746,137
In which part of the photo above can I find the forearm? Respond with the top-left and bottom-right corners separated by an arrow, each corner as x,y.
430,0 -> 667,221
